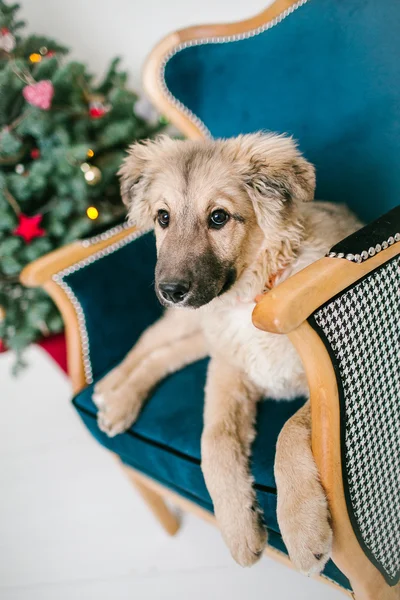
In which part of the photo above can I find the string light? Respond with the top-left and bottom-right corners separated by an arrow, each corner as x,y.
86,206 -> 99,220
85,170 -> 96,183
87,148 -> 94,158
81,162 -> 102,185
29,53 -> 42,63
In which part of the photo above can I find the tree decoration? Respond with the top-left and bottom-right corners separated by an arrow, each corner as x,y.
23,80 -> 54,110
13,214 -> 46,244
0,0 -> 166,369
88,96 -> 109,119
0,25 -> 14,51
81,162 -> 102,185
86,206 -> 99,220
29,52 -> 42,63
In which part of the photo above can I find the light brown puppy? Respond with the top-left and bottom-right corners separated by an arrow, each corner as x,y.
93,133 -> 362,572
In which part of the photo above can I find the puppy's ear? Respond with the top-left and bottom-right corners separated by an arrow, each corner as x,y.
118,136 -> 173,228
118,141 -> 154,228
232,133 -> 315,228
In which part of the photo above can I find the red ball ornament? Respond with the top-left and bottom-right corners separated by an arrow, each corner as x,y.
89,107 -> 106,119
13,213 -> 45,244
30,148 -> 40,160
89,99 -> 108,119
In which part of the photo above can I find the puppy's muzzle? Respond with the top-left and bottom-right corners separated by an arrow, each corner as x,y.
158,280 -> 191,304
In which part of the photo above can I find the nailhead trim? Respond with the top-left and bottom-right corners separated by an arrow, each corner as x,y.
52,227 -> 152,384
327,233 -> 400,263
81,222 -> 131,247
159,0 -> 310,138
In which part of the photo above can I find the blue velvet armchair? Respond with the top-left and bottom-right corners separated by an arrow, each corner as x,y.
22,1 -> 400,598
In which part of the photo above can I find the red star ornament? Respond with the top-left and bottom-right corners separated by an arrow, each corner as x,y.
13,213 -> 46,243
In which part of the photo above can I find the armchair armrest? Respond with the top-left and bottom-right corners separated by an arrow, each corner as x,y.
20,224 -> 162,393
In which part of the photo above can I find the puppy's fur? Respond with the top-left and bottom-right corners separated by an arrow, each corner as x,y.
93,133 -> 362,572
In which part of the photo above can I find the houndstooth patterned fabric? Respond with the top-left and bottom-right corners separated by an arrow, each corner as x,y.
313,256 -> 400,583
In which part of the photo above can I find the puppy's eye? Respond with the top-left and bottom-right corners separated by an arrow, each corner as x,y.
209,209 -> 229,229
157,210 -> 169,228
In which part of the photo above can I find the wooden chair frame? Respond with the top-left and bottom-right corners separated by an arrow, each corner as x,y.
20,2 -> 400,598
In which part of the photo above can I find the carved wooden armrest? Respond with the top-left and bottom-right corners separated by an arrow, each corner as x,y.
20,224 -> 137,392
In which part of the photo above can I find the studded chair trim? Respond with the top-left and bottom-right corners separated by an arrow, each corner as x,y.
327,205 -> 400,263
309,255 -> 400,585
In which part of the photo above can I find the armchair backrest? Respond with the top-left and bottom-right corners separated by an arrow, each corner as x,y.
152,0 -> 400,222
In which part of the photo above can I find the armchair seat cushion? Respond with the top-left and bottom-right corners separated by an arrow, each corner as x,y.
74,360 -> 304,529
73,362 -> 350,591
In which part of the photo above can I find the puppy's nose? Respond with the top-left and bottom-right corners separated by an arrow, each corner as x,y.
159,280 -> 190,304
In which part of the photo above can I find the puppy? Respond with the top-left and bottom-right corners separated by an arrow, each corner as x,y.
93,133 -> 362,572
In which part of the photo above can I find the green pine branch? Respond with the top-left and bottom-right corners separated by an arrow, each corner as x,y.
0,0 -> 168,370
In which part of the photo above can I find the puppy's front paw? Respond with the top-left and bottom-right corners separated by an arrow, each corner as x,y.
216,502 -> 267,567
278,479 -> 332,575
94,387 -> 143,438
93,365 -> 126,402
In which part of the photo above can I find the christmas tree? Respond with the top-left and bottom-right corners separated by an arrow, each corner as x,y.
0,1 -> 164,370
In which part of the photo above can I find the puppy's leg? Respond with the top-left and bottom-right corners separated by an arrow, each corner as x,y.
97,331 -> 207,437
201,357 -> 266,567
94,308 -> 200,400
275,400 -> 332,575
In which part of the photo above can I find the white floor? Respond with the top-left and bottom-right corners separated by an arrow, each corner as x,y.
0,347 -> 344,600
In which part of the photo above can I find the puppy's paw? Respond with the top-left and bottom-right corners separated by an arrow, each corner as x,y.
217,503 -> 267,567
93,365 -> 127,402
95,387 -> 143,438
278,479 -> 332,575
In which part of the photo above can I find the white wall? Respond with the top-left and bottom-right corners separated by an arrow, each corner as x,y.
20,0 -> 270,93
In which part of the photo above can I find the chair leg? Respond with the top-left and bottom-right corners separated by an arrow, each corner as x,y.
120,463 -> 180,536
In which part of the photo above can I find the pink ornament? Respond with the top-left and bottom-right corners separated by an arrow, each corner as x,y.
23,80 -> 54,110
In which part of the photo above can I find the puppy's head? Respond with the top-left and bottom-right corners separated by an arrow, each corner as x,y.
119,133 -> 315,308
